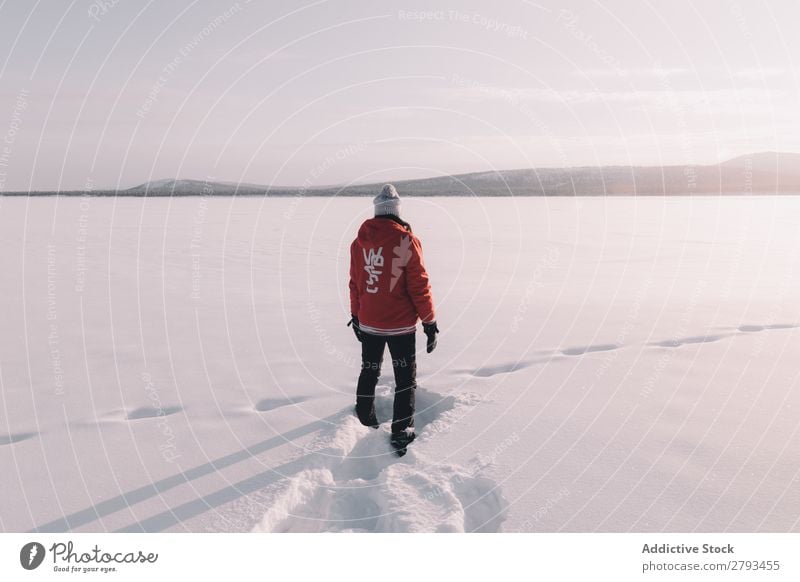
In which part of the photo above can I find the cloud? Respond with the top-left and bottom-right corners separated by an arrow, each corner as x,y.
573,66 -> 797,85
574,66 -> 692,79
441,84 -> 789,109
730,67 -> 791,81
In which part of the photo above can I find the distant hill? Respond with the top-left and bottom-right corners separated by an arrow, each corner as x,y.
124,178 -> 268,196
12,152 -> 800,196
327,152 -> 800,197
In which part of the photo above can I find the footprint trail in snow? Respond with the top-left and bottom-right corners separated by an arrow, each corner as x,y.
252,387 -> 508,533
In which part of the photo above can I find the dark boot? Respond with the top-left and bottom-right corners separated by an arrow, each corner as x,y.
354,403 -> 379,428
390,430 -> 416,456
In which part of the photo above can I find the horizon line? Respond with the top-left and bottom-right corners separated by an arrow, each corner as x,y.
2,150 -> 796,194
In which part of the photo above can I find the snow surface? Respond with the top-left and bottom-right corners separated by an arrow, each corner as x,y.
1,195 -> 800,532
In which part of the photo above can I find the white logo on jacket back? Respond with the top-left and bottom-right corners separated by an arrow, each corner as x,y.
390,235 -> 412,292
363,247 -> 384,293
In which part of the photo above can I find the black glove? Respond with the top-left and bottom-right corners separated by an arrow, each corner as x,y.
348,315 -> 364,342
422,321 -> 439,353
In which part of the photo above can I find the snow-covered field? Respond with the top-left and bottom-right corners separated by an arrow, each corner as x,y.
2,195 -> 800,533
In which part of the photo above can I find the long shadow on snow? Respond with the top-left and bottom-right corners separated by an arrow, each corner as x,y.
115,389 -> 458,532
31,411 -> 343,533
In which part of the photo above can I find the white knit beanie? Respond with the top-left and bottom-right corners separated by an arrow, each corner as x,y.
373,184 -> 401,216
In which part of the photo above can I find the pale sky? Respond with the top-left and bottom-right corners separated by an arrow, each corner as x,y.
0,0 -> 798,190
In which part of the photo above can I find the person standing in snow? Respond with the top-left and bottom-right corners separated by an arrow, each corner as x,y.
348,184 -> 439,454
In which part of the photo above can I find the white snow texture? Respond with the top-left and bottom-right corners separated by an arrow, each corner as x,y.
2,196 -> 800,533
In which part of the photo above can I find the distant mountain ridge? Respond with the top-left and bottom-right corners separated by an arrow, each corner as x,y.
14,152 -> 800,196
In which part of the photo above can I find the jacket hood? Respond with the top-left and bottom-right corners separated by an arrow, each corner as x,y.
356,217 -> 410,247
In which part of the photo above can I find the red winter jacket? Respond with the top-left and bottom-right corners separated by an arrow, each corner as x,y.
349,217 -> 435,335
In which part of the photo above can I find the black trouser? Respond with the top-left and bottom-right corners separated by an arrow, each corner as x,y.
356,332 -> 416,434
